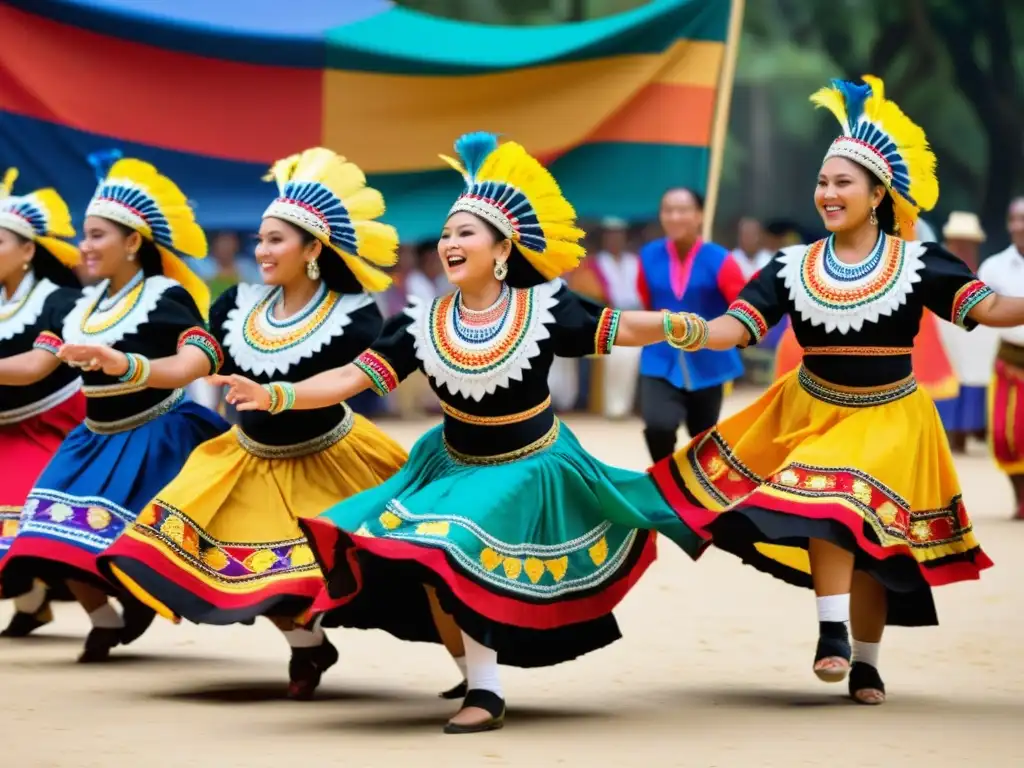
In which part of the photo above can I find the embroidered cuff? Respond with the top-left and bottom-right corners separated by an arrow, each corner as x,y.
594,308 -> 621,355
354,351 -> 399,396
33,330 -> 63,356
725,300 -> 768,344
951,280 -> 993,329
178,327 -> 224,374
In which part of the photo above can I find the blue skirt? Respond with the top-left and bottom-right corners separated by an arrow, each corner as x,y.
0,398 -> 227,595
935,385 -> 988,433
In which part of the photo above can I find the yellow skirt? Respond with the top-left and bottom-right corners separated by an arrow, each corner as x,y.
651,366 -> 993,626
102,410 -> 407,624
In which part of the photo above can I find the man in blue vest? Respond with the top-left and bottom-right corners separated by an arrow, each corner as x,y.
636,187 -> 748,462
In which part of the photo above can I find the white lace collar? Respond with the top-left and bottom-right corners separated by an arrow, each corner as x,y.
222,282 -> 373,377
778,235 -> 926,334
406,280 -> 560,401
0,273 -> 59,341
62,274 -> 177,346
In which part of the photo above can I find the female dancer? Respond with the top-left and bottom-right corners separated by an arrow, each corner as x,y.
649,76 -> 1012,705
0,171 -> 85,636
216,132 -> 705,733
0,153 -> 228,662
97,148 -> 409,699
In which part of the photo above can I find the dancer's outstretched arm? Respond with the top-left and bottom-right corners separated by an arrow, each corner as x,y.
210,364 -> 374,413
613,310 -> 748,351
0,349 -> 62,386
57,343 -> 217,389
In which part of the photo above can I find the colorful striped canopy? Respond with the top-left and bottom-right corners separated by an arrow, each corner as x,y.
0,0 -> 736,241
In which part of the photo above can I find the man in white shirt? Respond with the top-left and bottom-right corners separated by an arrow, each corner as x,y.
729,217 -> 772,279
977,196 -> 1024,518
934,212 -> 998,452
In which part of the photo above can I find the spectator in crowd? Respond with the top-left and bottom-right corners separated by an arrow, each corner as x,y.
730,216 -> 772,279
188,230 -> 260,298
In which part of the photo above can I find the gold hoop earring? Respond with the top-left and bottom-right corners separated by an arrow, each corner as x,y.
306,258 -> 321,280
869,207 -> 878,226
493,260 -> 508,281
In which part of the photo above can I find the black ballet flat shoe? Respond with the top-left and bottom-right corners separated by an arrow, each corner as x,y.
813,621 -> 852,683
77,627 -> 122,663
443,689 -> 506,735
118,595 -> 156,646
0,602 -> 54,638
286,638 -> 340,701
439,679 -> 468,700
848,661 -> 886,705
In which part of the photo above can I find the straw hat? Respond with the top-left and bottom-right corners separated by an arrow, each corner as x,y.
942,211 -> 986,242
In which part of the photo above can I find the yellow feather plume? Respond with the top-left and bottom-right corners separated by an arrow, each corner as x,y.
30,189 -> 75,238
0,168 -> 18,198
809,86 -> 850,134
159,246 -> 211,320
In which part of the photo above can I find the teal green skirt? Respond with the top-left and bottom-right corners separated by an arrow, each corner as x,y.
300,420 -> 702,667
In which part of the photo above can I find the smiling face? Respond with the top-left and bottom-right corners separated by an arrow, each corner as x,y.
80,216 -> 142,280
659,188 -> 703,244
438,211 -> 511,291
0,227 -> 34,288
814,157 -> 886,233
255,218 -> 321,286
1008,197 -> 1024,254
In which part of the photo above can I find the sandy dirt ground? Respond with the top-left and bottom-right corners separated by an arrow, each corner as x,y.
3,387 -> 1022,767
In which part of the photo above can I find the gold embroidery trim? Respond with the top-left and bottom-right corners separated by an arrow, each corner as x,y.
235,404 -> 354,459
443,419 -> 560,465
802,346 -> 912,357
85,389 -> 185,434
440,396 -> 552,426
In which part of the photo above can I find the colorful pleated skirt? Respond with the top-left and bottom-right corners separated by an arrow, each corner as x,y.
299,420 -> 703,668
651,366 -> 992,626
0,392 -> 227,597
103,407 -> 407,625
989,342 -> 1024,475
935,385 -> 987,434
0,386 -> 86,596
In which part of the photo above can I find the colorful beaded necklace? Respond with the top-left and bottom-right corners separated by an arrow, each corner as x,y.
81,269 -> 146,334
452,283 -> 511,343
428,286 -> 535,376
799,233 -> 904,312
241,281 -> 341,354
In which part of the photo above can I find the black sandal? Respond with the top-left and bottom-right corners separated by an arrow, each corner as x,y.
443,688 -> 506,734
439,679 -> 468,700
77,627 -> 122,663
813,621 -> 851,683
119,595 -> 156,646
286,638 -> 340,700
0,601 -> 54,638
848,661 -> 886,705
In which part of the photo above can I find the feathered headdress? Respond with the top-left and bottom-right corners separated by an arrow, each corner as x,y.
85,149 -> 210,317
440,132 -> 585,285
0,169 -> 80,268
262,148 -> 399,293
811,75 -> 938,238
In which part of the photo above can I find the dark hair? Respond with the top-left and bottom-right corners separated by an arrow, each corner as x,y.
1,228 -> 81,288
476,217 -> 541,289
281,220 -> 362,294
107,220 -> 164,276
846,164 -> 898,236
661,186 -> 705,211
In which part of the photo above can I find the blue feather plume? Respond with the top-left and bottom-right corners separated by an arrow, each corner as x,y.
831,79 -> 872,124
453,132 -> 498,180
87,148 -> 123,182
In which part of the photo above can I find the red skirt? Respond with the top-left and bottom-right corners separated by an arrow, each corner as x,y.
0,393 -> 86,537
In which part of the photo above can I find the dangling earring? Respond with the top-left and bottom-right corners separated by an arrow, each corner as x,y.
493,260 -> 508,281
21,262 -> 30,272
869,207 -> 878,226
306,258 -> 321,280
126,251 -> 136,262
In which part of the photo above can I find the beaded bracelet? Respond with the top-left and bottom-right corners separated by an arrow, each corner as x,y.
117,353 -> 151,387
664,311 -> 710,351
262,382 -> 297,415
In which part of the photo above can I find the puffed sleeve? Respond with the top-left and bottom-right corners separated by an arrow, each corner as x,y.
724,254 -> 787,346
918,243 -> 993,330
352,308 -> 418,396
32,287 -> 82,356
549,286 -> 621,358
154,285 -> 225,374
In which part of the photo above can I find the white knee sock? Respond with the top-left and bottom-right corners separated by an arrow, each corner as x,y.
13,581 -> 47,614
88,603 -> 124,629
461,630 -> 502,698
283,625 -> 325,649
852,640 -> 880,668
453,655 -> 468,679
816,594 -> 850,624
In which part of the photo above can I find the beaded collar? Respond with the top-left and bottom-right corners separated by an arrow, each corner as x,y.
778,234 -> 926,333
62,275 -> 176,346
222,282 -> 373,377
0,273 -> 59,342
406,280 -> 560,401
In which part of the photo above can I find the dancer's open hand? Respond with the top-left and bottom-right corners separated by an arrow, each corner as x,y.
58,344 -> 129,376
207,374 -> 270,411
